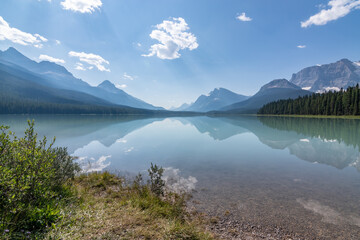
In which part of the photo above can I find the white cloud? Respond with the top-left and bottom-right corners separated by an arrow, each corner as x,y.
116,84 -> 127,89
77,155 -> 111,173
133,42 -> 142,48
301,0 -> 360,28
162,167 -> 198,194
55,40 -> 61,45
69,51 -> 110,72
75,62 -> 86,71
34,44 -> 44,49
123,72 -> 135,80
125,147 -> 134,153
60,0 -> 102,13
34,34 -> 48,42
39,54 -> 65,64
297,45 -> 306,48
236,12 -> 252,22
142,17 -> 198,60
0,16 -> 48,47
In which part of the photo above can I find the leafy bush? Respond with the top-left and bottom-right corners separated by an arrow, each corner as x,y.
0,120 -> 80,237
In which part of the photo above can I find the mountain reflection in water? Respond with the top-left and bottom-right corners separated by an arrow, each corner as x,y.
1,115 -> 359,172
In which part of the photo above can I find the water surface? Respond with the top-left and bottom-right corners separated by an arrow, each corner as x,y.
1,115 -> 359,239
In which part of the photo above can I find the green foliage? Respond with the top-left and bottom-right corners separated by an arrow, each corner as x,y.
0,120 -> 80,238
148,163 -> 165,197
127,165 -> 187,221
258,84 -> 360,116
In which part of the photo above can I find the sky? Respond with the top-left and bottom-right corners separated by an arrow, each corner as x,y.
1,0 -> 360,109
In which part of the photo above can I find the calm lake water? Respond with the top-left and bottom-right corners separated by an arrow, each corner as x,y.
1,115 -> 360,239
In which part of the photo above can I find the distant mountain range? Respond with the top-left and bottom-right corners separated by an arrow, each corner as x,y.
221,79 -> 311,113
181,88 -> 249,112
0,47 -> 163,111
174,59 -> 360,113
1,47 -> 359,114
172,103 -> 192,111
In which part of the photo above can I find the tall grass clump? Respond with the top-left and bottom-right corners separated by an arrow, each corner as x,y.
0,120 -> 80,238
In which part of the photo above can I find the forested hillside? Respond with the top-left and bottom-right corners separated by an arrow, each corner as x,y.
0,96 -> 153,114
258,85 -> 360,116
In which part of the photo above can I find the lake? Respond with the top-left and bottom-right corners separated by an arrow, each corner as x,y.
1,115 -> 360,239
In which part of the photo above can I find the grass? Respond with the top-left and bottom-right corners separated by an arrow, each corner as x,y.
1,121 -> 214,239
45,172 -> 214,240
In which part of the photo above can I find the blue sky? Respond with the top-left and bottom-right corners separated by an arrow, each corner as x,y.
1,0 -> 360,108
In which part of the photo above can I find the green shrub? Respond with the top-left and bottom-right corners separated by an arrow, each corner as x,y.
148,163 -> 165,197
0,120 -> 80,237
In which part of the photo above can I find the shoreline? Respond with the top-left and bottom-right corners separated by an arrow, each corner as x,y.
256,114 -> 360,119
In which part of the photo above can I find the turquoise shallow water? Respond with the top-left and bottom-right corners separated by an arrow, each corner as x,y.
1,115 -> 360,239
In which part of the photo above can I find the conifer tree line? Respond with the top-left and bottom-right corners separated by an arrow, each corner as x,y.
258,84 -> 360,116
0,96 -> 152,115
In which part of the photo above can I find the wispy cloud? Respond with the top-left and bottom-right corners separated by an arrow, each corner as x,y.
116,84 -> 127,89
39,54 -> 65,64
142,17 -> 199,60
34,44 -> 44,49
60,0 -> 102,13
297,45 -> 306,49
123,72 -> 135,80
75,62 -> 86,71
125,147 -> 134,153
69,51 -> 110,72
301,0 -> 360,28
55,40 -> 61,45
0,16 -> 48,47
236,12 -> 252,22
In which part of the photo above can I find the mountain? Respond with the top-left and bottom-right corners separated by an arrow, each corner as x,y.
0,47 -> 89,90
180,117 -> 248,140
290,58 -> 360,93
184,88 -> 249,112
172,103 -> 192,111
221,79 -> 311,113
0,47 -> 163,110
0,61 -> 161,114
0,62 -> 113,106
94,80 -> 164,110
